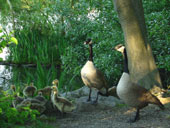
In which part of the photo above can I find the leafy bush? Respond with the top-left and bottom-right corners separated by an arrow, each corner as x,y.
146,10 -> 170,70
0,91 -> 39,127
0,26 -> 18,59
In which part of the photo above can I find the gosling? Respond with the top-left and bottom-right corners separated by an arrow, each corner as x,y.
16,100 -> 46,114
38,86 -> 52,99
23,83 -> 37,98
34,91 -> 47,105
11,85 -> 24,108
51,86 -> 76,115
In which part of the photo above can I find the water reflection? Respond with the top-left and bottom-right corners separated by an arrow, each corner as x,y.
0,47 -> 81,92
0,47 -> 12,89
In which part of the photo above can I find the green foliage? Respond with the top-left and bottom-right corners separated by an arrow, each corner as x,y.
145,9 -> 170,71
144,1 -> 170,87
143,0 -> 169,13
0,91 -> 39,127
0,26 -> 18,55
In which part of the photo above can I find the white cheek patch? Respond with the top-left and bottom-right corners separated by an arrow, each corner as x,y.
117,46 -> 125,53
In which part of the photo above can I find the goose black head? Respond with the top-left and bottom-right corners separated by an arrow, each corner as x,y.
84,38 -> 92,45
115,44 -> 129,73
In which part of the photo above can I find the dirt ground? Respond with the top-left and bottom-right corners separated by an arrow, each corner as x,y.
48,102 -> 170,128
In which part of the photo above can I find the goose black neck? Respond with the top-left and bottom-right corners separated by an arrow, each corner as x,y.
123,49 -> 129,74
89,44 -> 93,62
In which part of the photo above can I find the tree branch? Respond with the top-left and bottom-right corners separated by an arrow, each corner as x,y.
0,61 -> 61,68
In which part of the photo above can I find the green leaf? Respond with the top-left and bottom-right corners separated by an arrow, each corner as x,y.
0,108 -> 2,113
1,40 -> 7,47
10,37 -> 18,45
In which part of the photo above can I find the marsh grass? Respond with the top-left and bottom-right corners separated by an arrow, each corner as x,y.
9,30 -> 61,64
10,65 -> 58,90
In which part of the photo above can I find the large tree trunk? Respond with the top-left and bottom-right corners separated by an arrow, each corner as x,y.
113,0 -> 162,92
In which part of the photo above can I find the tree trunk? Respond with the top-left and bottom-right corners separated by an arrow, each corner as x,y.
113,0 -> 162,92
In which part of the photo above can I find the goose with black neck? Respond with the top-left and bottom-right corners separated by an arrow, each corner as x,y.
81,39 -> 109,104
115,44 -> 164,123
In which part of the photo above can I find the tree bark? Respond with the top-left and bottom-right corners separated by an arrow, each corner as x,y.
113,0 -> 162,91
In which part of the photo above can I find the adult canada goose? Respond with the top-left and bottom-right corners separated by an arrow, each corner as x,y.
23,83 -> 37,98
115,44 -> 164,122
51,85 -> 76,115
81,39 -> 108,103
10,85 -> 24,108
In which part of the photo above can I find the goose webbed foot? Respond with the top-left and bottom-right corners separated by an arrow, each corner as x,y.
127,109 -> 140,123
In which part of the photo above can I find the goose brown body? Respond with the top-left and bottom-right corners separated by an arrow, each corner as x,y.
81,61 -> 107,91
117,73 -> 164,109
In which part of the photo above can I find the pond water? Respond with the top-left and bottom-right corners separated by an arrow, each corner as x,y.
0,47 -> 82,92
0,47 -> 12,89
